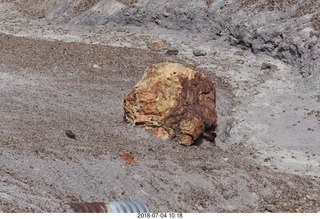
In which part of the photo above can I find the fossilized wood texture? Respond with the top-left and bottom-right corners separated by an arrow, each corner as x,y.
124,62 -> 217,146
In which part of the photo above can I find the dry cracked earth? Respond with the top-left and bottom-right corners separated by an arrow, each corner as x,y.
0,0 -> 319,213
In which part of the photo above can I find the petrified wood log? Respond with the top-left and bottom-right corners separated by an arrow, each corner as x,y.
124,62 -> 217,146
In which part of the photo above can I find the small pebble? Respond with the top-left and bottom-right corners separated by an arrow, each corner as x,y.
265,205 -> 276,212
92,64 -> 101,69
196,205 -> 205,212
65,130 -> 76,139
261,62 -> 278,70
201,166 -> 208,171
193,49 -> 207,56
264,157 -> 271,162
222,157 -> 228,162
165,49 -> 178,56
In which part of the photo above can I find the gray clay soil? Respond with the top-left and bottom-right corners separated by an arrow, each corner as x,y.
0,0 -> 319,213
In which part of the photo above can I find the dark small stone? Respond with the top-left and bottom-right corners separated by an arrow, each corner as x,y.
65,130 -> 76,139
165,49 -> 179,56
265,205 -> 276,212
261,62 -> 278,70
264,157 -> 271,162
201,166 -> 208,171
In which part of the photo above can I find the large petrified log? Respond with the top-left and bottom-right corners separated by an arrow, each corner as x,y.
123,62 -> 217,146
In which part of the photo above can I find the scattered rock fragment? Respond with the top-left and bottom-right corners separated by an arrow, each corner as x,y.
264,157 -> 271,162
221,157 -> 228,162
261,62 -> 278,70
165,49 -> 179,56
193,49 -> 207,57
92,64 -> 102,69
196,205 -> 205,212
120,153 -> 137,166
150,40 -> 166,50
65,130 -> 76,139
264,205 -> 277,212
123,62 -> 218,146
201,166 -> 209,171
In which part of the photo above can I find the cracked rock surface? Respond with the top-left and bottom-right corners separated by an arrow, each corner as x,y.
124,62 -> 218,146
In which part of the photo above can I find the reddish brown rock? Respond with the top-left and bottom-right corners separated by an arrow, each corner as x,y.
149,40 -> 167,50
123,62 -> 217,146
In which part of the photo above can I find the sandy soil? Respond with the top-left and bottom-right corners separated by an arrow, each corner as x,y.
0,0 -> 319,213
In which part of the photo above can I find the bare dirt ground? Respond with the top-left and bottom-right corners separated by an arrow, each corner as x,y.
0,0 -> 319,213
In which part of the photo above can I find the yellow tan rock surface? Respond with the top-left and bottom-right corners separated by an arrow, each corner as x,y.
124,62 -> 217,146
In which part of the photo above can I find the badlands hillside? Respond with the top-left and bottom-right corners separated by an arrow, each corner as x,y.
0,0 -> 319,212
